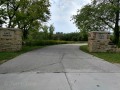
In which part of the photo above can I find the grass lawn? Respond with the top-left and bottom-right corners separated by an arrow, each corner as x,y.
0,46 -> 44,64
80,45 -> 120,63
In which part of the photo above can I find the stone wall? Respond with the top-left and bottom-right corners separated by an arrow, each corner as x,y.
0,28 -> 22,52
88,31 -> 119,52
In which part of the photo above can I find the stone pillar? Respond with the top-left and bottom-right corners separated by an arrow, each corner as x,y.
0,28 -> 22,52
88,31 -> 112,52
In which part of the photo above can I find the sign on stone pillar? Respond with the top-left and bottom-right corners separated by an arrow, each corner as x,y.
0,30 -> 14,39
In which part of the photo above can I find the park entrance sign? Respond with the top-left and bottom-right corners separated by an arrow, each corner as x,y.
0,28 -> 22,52
88,31 -> 120,52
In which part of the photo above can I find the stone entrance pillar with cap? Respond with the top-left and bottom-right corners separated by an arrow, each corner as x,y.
0,28 -> 22,52
88,31 -> 117,52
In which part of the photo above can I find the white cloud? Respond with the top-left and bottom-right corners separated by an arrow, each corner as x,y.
49,0 -> 91,33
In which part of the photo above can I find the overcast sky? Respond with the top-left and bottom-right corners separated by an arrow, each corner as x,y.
49,0 -> 91,33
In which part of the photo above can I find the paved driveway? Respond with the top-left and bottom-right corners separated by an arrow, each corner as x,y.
0,44 -> 120,90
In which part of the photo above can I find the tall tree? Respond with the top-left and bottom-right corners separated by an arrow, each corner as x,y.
0,0 -> 51,39
49,24 -> 54,39
0,0 -> 8,27
93,0 -> 120,44
0,8 -> 7,27
0,0 -> 20,28
42,25 -> 49,39
72,0 -> 120,44
113,0 -> 120,44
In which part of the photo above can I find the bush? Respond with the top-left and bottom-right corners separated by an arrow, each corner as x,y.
25,40 -> 68,46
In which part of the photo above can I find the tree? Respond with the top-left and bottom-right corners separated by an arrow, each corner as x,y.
0,0 -> 8,27
0,8 -> 7,27
72,0 -> 120,44
15,0 -> 51,39
0,0 -> 51,39
49,24 -> 54,39
93,0 -> 120,44
73,4 -> 109,31
0,0 -> 20,28
42,25 -> 49,40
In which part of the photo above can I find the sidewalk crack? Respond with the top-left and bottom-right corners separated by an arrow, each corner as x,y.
60,53 -> 73,90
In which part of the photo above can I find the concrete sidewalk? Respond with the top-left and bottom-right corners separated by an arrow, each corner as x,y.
0,44 -> 120,90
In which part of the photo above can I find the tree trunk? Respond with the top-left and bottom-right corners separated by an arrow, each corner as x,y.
113,0 -> 119,45
8,19 -> 12,28
22,29 -> 28,39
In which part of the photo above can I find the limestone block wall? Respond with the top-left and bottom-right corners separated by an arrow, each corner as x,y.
88,31 -> 117,52
0,28 -> 22,52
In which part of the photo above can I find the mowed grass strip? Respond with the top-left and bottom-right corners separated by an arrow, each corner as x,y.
80,45 -> 120,63
0,46 -> 44,64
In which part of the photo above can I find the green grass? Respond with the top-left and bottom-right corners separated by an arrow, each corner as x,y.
0,46 -> 44,64
80,45 -> 120,63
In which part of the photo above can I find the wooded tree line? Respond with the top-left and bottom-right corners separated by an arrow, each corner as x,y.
0,0 -> 51,39
28,24 -> 55,40
28,30 -> 88,41
53,32 -> 88,41
72,0 -> 120,45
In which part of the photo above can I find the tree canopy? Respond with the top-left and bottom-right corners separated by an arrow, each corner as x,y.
0,0 -> 51,39
72,0 -> 120,44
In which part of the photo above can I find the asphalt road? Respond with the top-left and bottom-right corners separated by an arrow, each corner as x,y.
0,44 -> 120,90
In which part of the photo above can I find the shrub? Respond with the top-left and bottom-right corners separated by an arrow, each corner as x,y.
25,40 -> 68,46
